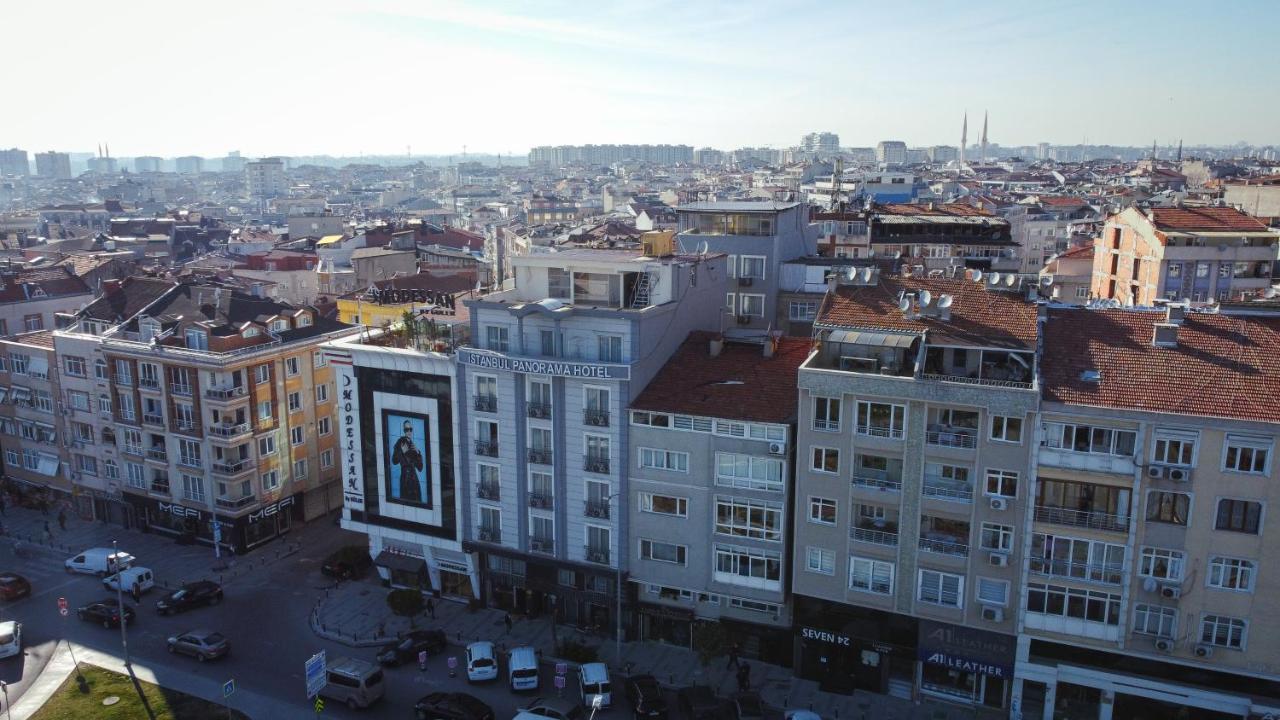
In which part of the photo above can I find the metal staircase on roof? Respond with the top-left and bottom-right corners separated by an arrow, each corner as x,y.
631,272 -> 654,308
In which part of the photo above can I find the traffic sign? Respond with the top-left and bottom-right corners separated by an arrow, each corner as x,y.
315,697 -> 324,714
556,661 -> 567,676
212,521 -> 222,543
223,679 -> 235,698
57,597 -> 68,617
418,650 -> 428,668
305,650 -> 327,698
447,656 -> 457,669
554,675 -> 565,689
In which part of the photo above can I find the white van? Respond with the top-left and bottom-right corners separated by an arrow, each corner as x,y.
320,657 -> 385,710
0,621 -> 21,660
102,567 -> 155,594
508,646 -> 539,691
465,641 -> 498,683
65,548 -> 135,576
579,662 -> 612,708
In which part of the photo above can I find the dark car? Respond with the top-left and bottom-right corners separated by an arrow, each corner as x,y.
677,685 -> 722,720
155,580 -> 223,615
0,573 -> 31,601
166,628 -> 231,662
730,692 -> 765,720
625,674 -> 668,719
77,598 -> 136,628
321,546 -> 373,580
376,629 -> 448,666
414,691 -> 496,720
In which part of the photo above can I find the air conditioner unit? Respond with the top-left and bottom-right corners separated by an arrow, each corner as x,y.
768,442 -> 786,455
980,607 -> 1004,622
989,497 -> 1008,511
1167,467 -> 1191,483
1160,584 -> 1182,600
988,552 -> 1009,568
736,315 -> 751,325
1194,644 -> 1214,658
1154,638 -> 1175,652
1146,465 -> 1166,480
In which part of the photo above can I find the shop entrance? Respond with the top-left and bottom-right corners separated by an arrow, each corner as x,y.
439,570 -> 473,600
921,663 -> 1006,707
1053,682 -> 1101,720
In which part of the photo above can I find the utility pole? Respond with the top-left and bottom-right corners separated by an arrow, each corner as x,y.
113,539 -> 130,666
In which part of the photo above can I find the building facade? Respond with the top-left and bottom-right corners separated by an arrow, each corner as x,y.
34,151 -> 72,180
0,332 -> 70,506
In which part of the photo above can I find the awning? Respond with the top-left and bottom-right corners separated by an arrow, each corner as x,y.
28,356 -> 49,377
374,550 -> 426,575
828,330 -> 917,348
35,454 -> 60,477
10,387 -> 30,402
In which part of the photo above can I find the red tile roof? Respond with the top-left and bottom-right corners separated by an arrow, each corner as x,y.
876,203 -> 995,217
1147,206 -> 1269,232
1042,308 -> 1280,423
1055,243 -> 1095,260
630,331 -> 811,423
817,276 -> 1038,349
5,330 -> 55,349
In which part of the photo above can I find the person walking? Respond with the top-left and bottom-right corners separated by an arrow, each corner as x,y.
504,613 -> 513,634
426,597 -> 436,619
726,643 -> 741,670
42,520 -> 52,544
58,508 -> 67,531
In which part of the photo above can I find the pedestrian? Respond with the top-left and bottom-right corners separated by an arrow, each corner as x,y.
132,583 -> 141,603
726,642 -> 741,670
504,613 -> 513,634
43,520 -> 52,543
426,597 -> 436,619
58,508 -> 67,531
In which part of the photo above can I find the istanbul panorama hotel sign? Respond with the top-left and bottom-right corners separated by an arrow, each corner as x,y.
457,348 -> 630,380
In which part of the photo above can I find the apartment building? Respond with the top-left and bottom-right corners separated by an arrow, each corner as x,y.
1014,305 -> 1280,720
877,141 -> 908,165
0,148 -> 29,177
0,332 -> 70,504
60,277 -> 357,552
627,332 -> 808,666
0,265 -> 94,338
1090,206 -> 1280,306
1004,197 -> 1100,274
246,157 -> 286,200
791,270 -> 1038,710
34,151 -> 72,180
814,204 -> 1020,276
458,242 -> 727,636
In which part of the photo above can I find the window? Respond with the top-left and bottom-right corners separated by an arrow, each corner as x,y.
1146,491 -> 1191,525
316,383 -> 330,403
806,547 -> 835,575
598,335 -> 622,363
183,474 -> 206,503
76,455 -> 98,476
789,301 -> 818,321
1138,547 -> 1185,581
314,351 -> 328,368
98,394 -> 112,413
258,436 -> 277,457
321,449 -> 334,469
293,459 -> 307,479
739,255 -> 765,279
808,497 -> 837,525
990,416 -> 1022,443
856,401 -> 905,439
715,497 -> 784,541
94,359 -> 108,381
291,426 -> 304,446
1030,534 -> 1125,583
1075,287 -> 1089,299
1026,583 -> 1121,625
980,523 -> 1014,552
1224,436 -> 1270,474
174,438 -> 200,467
258,401 -> 273,422
638,493 -> 687,517
125,462 -> 145,489
713,544 -> 782,590
1208,557 -> 1255,592
985,469 -> 1018,498
738,294 -> 765,317
639,539 -> 687,565
1153,430 -> 1196,466
1133,604 -> 1177,637
1215,499 -> 1262,534
1043,422 -> 1136,456
261,470 -> 280,492
318,417 -> 331,436
918,570 -> 963,608
254,364 -> 270,384
714,452 -> 784,492
811,447 -> 839,474
68,391 -> 90,412
73,422 -> 93,443
725,293 -> 735,311
288,392 -> 302,412
185,329 -> 208,350
10,354 -> 29,375
848,556 -> 894,594
285,357 -> 300,377
638,448 -> 688,472
1201,615 -> 1246,650
974,577 -> 1009,608
813,397 -> 840,431
32,390 -> 53,413
63,356 -> 87,377
24,315 -> 43,332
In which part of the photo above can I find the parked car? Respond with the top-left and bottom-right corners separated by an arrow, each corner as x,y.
155,580 -> 223,615
376,629 -> 447,666
730,692 -> 765,720
579,662 -> 612,708
0,573 -> 31,601
414,691 -> 495,720
783,712 -> 822,720
0,621 -> 21,659
166,629 -> 230,662
77,598 -> 136,628
102,567 -> 154,594
677,685 -> 722,720
508,646 -> 539,691
65,548 -> 134,576
321,546 -> 373,580
514,697 -> 585,720
464,641 -> 497,683
320,656 -> 385,710
625,674 -> 668,718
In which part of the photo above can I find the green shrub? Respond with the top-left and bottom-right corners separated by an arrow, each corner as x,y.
386,589 -> 425,626
692,621 -> 727,666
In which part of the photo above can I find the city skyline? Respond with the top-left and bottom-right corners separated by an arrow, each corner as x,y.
7,0 -> 1279,157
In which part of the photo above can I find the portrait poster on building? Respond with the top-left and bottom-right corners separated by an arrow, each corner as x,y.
382,410 -> 432,508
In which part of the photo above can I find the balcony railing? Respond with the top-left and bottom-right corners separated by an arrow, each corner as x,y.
170,384 -> 193,397
149,481 -> 170,494
1033,505 -> 1130,533
477,480 -> 501,501
527,402 -> 551,420
585,410 -> 610,428
475,441 -> 499,458
814,419 -> 840,432
530,536 -> 554,554
212,460 -> 249,476
584,499 -> 611,519
922,477 -> 974,503
146,447 -> 167,462
585,456 -> 610,474
205,386 -> 247,401
215,495 -> 256,510
850,525 -> 899,546
585,546 -> 610,564
123,445 -> 144,457
209,423 -> 250,438
921,373 -> 1034,390
473,395 -> 497,413
1030,558 -> 1124,585
142,413 -> 164,426
115,374 -> 133,386
926,430 -> 978,449
177,456 -> 203,470
174,420 -> 197,432
138,377 -> 161,390
856,424 -> 904,440
919,536 -> 970,557
478,526 -> 501,543
527,449 -> 552,465
851,473 -> 902,492
528,492 -> 553,510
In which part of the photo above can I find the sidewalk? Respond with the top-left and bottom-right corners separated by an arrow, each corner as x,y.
311,579 -> 1004,720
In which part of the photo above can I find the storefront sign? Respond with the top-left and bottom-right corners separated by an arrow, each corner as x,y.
458,348 -> 630,380
436,560 -> 470,575
158,502 -> 203,520
917,619 -> 1014,679
365,287 -> 457,310
248,495 -> 295,524
800,626 -> 851,646
336,357 -> 366,511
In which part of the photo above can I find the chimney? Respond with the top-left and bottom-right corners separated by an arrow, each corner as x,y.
1165,302 -> 1186,325
1153,322 -> 1179,348
709,336 -> 723,358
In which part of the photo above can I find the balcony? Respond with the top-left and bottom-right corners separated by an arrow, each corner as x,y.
850,524 -> 899,547
856,424 -> 905,441
477,480 -> 501,501
176,456 -> 203,470
209,423 -> 251,439
585,546 -> 610,565
1037,447 -> 1135,476
922,348 -> 1035,390
584,499 -> 611,519
123,445 -> 144,457
814,419 -> 839,432
1029,558 -> 1123,585
585,410 -> 610,428
527,448 -> 552,465
527,402 -> 551,420
478,526 -> 501,543
215,495 -> 257,510
926,428 -> 978,449
142,413 -> 164,426
528,492 -> 553,510
212,460 -> 250,477
919,535 -> 969,557
205,386 -> 247,402
145,447 -> 168,462
475,441 -> 499,458
851,469 -> 902,493
473,395 -> 497,413
115,374 -> 133,387
530,536 -> 554,554
138,377 -> 161,390
173,420 -> 198,434
1033,505 -> 1129,533
922,476 -> 974,503
149,480 -> 170,495
170,384 -> 193,397
584,456 -> 610,474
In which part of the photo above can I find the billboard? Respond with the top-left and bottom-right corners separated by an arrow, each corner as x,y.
382,410 -> 432,508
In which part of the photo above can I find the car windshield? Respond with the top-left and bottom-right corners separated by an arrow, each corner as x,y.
203,633 -> 226,644
585,682 -> 610,694
514,669 -> 537,679
473,658 -> 494,668
171,590 -> 187,600
0,632 -> 14,644
565,706 -> 585,720
366,669 -> 384,686
0,577 -> 16,585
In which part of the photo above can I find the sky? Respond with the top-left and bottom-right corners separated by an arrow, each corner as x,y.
7,0 -> 1278,158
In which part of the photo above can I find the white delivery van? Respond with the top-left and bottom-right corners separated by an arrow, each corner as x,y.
102,566 -> 155,594
508,646 -> 539,691
579,662 -> 612,708
320,657 -> 385,710
65,548 -> 135,576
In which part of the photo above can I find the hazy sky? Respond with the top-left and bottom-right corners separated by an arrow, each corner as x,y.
8,0 -> 1277,157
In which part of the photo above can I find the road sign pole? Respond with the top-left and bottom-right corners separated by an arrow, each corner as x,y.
58,598 -> 84,683
223,679 -> 234,720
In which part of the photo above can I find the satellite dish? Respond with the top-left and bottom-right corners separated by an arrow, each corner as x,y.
972,270 -> 983,282
898,297 -> 911,312
938,294 -> 953,308
919,290 -> 932,306
698,241 -> 709,255
1041,275 -> 1053,285
1005,274 -> 1016,287
989,272 -> 1001,285
894,251 -> 903,259
861,267 -> 873,282
1142,577 -> 1158,594
1266,287 -> 1278,299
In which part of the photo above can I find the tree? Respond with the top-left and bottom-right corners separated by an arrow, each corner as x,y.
692,621 -> 727,667
386,589 -> 425,628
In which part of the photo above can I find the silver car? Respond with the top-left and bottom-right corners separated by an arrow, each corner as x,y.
166,629 -> 230,662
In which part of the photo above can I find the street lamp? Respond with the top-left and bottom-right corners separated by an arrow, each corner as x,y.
605,492 -> 623,667
112,539 -> 130,667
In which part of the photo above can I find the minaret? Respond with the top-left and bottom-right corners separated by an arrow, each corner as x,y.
959,112 -> 968,169
1177,139 -> 1183,162
1151,140 -> 1157,160
980,111 -> 989,163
